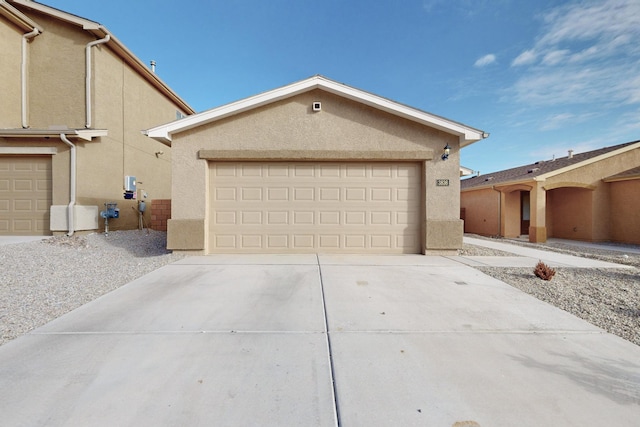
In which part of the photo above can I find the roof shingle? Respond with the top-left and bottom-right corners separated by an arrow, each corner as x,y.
461,140 -> 640,190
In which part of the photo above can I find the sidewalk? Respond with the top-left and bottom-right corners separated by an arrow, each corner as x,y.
458,236 -> 634,268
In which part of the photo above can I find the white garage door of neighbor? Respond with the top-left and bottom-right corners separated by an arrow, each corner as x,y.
0,157 -> 52,235
209,162 -> 421,253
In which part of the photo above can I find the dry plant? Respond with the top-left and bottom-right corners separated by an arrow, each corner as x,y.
534,260 -> 556,281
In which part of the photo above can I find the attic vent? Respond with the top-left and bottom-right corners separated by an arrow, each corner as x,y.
484,177 -> 494,182
312,102 -> 322,112
528,168 -> 540,173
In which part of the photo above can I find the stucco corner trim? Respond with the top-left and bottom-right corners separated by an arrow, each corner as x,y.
425,219 -> 463,251
198,149 -> 434,161
542,182 -> 597,191
167,219 -> 206,250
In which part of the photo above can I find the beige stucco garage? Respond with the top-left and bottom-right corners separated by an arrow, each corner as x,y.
146,76 -> 486,254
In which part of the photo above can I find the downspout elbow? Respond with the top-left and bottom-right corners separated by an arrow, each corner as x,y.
21,28 -> 40,129
60,134 -> 76,236
85,34 -> 110,129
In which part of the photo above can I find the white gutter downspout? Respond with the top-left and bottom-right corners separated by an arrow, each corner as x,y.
60,134 -> 76,236
21,28 -> 40,128
85,34 -> 110,128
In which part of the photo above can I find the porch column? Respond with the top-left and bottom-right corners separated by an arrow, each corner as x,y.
529,181 -> 547,243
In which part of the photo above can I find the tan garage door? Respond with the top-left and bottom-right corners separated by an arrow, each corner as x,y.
0,157 -> 52,235
209,162 -> 421,253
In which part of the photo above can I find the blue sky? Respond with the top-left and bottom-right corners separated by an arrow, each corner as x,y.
45,0 -> 640,174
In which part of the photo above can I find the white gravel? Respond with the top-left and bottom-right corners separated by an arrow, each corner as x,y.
0,230 -> 184,346
1,231 -> 638,348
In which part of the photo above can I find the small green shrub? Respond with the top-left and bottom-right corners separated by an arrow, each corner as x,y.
534,260 -> 556,281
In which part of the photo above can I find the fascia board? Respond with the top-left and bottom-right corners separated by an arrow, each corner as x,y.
535,141 -> 640,181
603,174 -> 640,183
0,129 -> 107,141
146,75 -> 486,144
461,177 -> 536,192
9,0 -> 100,29
315,77 -> 486,144
0,0 -> 41,31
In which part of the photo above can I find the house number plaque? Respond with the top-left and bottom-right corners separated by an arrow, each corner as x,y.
436,179 -> 450,186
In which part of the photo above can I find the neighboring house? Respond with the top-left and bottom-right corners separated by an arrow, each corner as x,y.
0,0 -> 194,235
460,140 -> 640,244
146,75 -> 487,255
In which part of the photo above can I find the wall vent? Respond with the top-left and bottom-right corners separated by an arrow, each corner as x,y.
312,102 -> 322,112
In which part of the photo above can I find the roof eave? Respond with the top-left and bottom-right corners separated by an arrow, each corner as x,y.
536,141 -> 640,181
145,75 -> 487,144
0,0 -> 41,31
0,128 -> 108,141
461,176 -> 539,192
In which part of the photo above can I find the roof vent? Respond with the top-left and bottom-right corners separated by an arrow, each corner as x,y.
528,167 -> 540,173
484,177 -> 493,181
568,149 -> 574,159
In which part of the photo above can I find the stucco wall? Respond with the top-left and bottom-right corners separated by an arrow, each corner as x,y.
26,12 -> 88,129
0,18 -> 23,128
545,147 -> 640,241
76,46 -> 181,231
173,90 -> 455,219
460,187 -> 499,236
609,179 -> 640,244
546,187 -> 593,240
170,89 -> 463,252
2,6 -> 190,234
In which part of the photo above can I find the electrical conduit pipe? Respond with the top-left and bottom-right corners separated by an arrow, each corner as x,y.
21,28 -> 40,128
85,34 -> 110,128
59,134 -> 76,236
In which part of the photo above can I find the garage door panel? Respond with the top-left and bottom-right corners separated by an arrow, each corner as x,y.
209,162 -> 421,253
0,157 -> 51,236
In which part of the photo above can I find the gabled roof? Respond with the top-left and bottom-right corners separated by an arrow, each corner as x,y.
145,75 -> 488,145
7,0 -> 195,115
461,140 -> 640,190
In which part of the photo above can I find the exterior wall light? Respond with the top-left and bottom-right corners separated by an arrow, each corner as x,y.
441,144 -> 451,160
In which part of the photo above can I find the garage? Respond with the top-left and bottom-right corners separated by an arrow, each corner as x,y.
0,156 -> 52,235
209,162 -> 421,253
146,76 -> 487,255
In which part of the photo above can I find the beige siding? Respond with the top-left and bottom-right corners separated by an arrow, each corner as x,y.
0,156 -> 51,235
209,162 -> 422,253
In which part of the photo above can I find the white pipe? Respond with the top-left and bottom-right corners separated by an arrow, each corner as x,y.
85,34 -> 110,128
21,28 -> 40,128
60,134 -> 76,236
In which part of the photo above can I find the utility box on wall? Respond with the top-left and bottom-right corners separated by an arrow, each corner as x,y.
124,175 -> 136,199
50,205 -> 99,231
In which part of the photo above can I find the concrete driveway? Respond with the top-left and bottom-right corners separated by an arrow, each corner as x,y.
1,254 -> 639,426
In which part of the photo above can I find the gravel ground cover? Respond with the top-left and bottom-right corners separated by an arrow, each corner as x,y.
461,235 -> 640,347
0,230 -> 185,346
1,231 -> 638,347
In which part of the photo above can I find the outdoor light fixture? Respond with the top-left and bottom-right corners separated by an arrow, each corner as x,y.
441,144 -> 451,160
